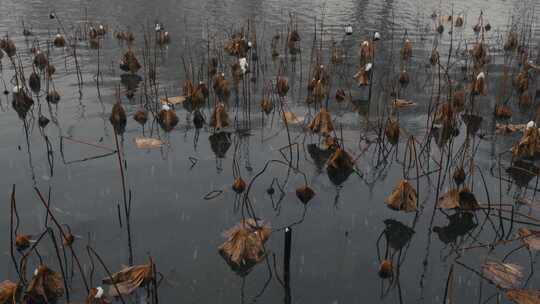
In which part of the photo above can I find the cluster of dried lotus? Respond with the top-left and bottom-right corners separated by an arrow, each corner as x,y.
218,219 -> 271,275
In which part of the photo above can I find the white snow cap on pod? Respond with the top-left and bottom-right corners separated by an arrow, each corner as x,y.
365,63 -> 373,71
162,104 -> 171,111
526,121 -> 536,129
476,72 -> 485,80
345,24 -> 353,35
374,32 -> 381,40
361,40 -> 369,47
95,286 -> 104,298
13,85 -> 23,94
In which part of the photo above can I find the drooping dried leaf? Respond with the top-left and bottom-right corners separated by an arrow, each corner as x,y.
308,108 -> 334,135
495,105 -> 512,119
15,234 -> 31,251
385,180 -> 417,212
518,228 -> 540,251
157,109 -> 179,132
219,219 -> 271,276
102,263 -> 153,297
385,118 -> 400,145
506,289 -> 540,304
482,261 -> 523,289
109,103 -> 127,134
327,148 -> 355,185
134,137 -> 163,149
0,280 -> 17,304
26,265 -> 65,303
511,127 -> 540,158
282,111 -> 303,125
210,102 -> 230,130
437,189 -> 460,209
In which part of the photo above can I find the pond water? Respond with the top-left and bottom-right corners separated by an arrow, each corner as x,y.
0,0 -> 539,303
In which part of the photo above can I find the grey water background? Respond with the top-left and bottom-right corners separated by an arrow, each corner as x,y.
0,0 -> 539,303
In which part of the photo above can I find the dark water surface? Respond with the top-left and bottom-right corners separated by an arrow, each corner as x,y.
1,0 -> 539,303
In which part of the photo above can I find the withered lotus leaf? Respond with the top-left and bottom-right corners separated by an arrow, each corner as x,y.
157,108 -> 179,132
400,39 -> 412,61
378,260 -> 393,279
439,188 -> 479,210
276,77 -> 289,97
385,180 -> 417,212
109,103 -> 127,134
385,118 -> 400,145
102,263 -> 153,297
26,265 -> 65,303
495,105 -> 512,119
85,287 -> 110,304
133,109 -> 148,125
437,189 -> 460,209
218,219 -> 271,275
232,177 -> 246,194
308,108 -> 334,136
296,186 -> 315,205
282,111 -> 302,125
15,234 -> 31,251
453,166 -> 466,185
482,261 -> 523,289
326,147 -> 355,185
511,127 -> 540,158
210,102 -> 230,130
505,289 -> 540,304
119,49 -> 141,73
0,280 -> 17,304
260,98 -> 273,115
518,228 -> 540,251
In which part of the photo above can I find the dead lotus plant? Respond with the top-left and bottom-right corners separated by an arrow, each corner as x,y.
308,107 -> 334,136
218,219 -> 271,275
25,265 -> 65,303
210,102 -> 230,130
385,179 -> 417,212
102,262 -> 154,297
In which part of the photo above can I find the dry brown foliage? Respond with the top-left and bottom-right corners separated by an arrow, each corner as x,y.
385,180 -> 417,212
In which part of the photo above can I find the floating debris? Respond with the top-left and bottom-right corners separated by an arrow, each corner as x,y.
134,137 -> 163,149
